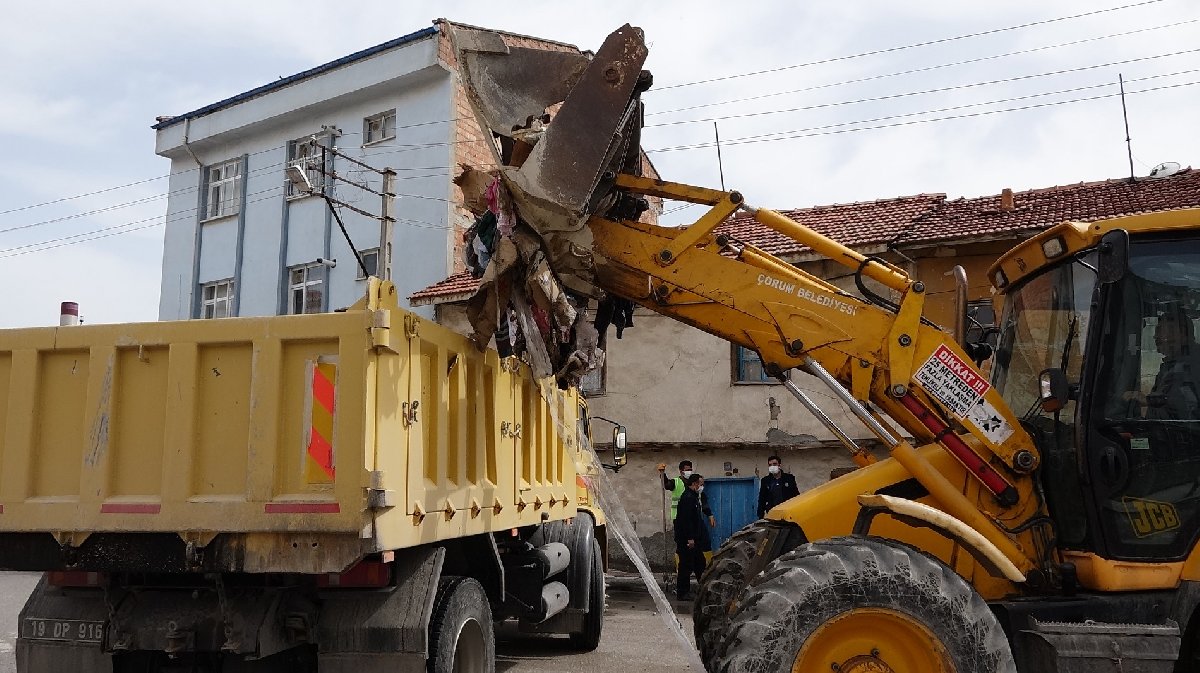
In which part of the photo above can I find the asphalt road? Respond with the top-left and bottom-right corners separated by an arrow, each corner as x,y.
0,572 -> 695,673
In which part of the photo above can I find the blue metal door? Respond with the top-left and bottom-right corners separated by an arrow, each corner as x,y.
703,476 -> 759,550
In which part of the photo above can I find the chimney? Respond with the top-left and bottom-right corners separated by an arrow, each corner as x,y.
59,302 -> 80,326
1000,188 -> 1015,211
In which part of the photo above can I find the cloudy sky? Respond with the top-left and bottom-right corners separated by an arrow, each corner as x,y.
1,0 -> 1196,327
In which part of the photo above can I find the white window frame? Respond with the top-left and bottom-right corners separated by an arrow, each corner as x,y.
363,109 -> 396,146
203,159 -> 242,220
200,279 -> 235,319
356,248 -> 380,280
289,264 -> 325,314
286,134 -> 327,198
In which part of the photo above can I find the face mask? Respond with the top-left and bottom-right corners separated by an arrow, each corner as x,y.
768,465 -> 781,475
682,470 -> 694,479
697,485 -> 704,493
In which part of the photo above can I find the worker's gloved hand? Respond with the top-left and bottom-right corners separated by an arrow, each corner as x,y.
656,463 -> 667,472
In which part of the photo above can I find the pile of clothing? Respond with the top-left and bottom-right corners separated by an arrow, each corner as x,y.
457,165 -> 635,389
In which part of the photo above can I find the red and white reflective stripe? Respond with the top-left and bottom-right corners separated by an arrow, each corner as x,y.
305,362 -> 337,484
100,503 -> 161,514
264,502 -> 340,514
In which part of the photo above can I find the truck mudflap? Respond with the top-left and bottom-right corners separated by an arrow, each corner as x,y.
316,546 -> 445,673
16,576 -> 111,673
1017,618 -> 1180,673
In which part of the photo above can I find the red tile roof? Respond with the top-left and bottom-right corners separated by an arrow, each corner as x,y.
411,168 -> 1200,302
410,271 -> 480,305
720,167 -> 1200,256
716,194 -> 947,257
894,168 -> 1200,246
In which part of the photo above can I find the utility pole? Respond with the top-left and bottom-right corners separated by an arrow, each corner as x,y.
380,168 -> 396,281
1119,73 -> 1136,184
290,138 -> 396,278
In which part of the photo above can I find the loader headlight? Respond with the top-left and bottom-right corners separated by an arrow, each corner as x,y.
1041,236 -> 1066,259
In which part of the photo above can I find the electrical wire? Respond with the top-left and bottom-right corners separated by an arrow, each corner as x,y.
647,18 -> 1199,117
681,68 -> 1199,148
646,47 -> 1200,129
652,0 -> 1167,91
0,180 -> 458,260
648,78 -> 1200,153
4,12 -> 1194,221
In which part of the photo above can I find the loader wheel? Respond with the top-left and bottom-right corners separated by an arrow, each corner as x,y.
428,577 -> 495,673
568,539 -> 605,651
693,519 -> 772,668
713,536 -> 1015,673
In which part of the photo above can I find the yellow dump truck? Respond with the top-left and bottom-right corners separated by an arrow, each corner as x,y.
0,279 -> 619,672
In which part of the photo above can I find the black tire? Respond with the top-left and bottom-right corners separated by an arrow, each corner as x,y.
568,539 -> 605,651
693,519 -> 772,669
428,577 -> 495,673
714,536 -> 1015,673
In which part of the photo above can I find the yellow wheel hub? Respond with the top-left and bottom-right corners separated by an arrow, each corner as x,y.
792,607 -> 955,673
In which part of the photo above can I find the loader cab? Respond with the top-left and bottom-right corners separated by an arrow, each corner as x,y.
990,211 -> 1200,563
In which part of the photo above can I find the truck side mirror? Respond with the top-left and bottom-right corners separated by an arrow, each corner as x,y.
612,426 -> 628,467
1039,368 -> 1070,413
1097,229 -> 1129,285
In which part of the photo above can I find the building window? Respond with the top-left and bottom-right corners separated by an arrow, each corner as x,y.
733,345 -> 783,384
286,134 -> 326,198
204,159 -> 241,220
356,249 -> 380,280
363,110 -> 396,145
581,362 -> 606,397
200,279 -> 235,318
289,264 -> 324,314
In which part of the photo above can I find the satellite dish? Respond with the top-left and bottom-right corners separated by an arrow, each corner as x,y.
1149,161 -> 1182,179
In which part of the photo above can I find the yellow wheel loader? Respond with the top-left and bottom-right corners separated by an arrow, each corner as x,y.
451,22 -> 1200,673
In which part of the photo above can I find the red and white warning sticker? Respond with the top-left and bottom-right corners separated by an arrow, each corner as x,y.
914,344 -> 991,417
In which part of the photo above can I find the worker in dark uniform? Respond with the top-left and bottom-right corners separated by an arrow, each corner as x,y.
757,455 -> 800,518
674,474 -> 709,601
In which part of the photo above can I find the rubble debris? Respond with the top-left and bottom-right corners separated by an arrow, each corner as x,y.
450,23 -> 653,390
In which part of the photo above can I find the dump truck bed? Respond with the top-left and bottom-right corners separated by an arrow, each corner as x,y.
0,281 -> 581,574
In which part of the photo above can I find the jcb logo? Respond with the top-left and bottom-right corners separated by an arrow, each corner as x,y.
1123,497 -> 1181,538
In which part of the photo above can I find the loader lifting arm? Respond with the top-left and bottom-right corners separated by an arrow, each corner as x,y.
448,22 -> 1054,583
587,174 -> 1047,579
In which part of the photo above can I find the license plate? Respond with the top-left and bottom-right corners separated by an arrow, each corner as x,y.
21,618 -> 104,644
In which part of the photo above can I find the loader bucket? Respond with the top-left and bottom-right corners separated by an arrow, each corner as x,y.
450,23 -> 650,297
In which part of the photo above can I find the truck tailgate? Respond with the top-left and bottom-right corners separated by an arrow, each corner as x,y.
0,282 -> 581,573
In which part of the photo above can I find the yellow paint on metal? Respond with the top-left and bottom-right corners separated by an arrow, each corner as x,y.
1063,550 -> 1183,591
792,607 -> 954,673
0,280 -> 589,574
990,208 -> 1200,290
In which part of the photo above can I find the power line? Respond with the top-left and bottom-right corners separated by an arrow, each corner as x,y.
658,68 -> 1198,149
648,79 -> 1200,153
652,0 -> 1167,91
647,18 -> 1199,117
646,47 -> 1200,129
0,114 -> 478,217
4,12 -> 1192,219
1,170 -> 462,260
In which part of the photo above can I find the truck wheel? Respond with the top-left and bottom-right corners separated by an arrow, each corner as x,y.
693,519 -> 772,668
713,536 -> 1015,673
428,577 -> 495,673
568,539 -> 605,651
